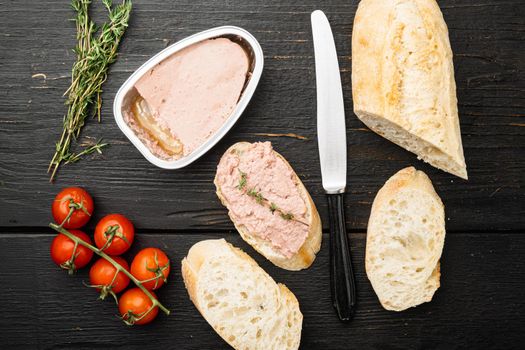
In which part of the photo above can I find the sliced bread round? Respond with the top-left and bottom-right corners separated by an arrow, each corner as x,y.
366,167 -> 445,311
181,239 -> 302,350
214,142 -> 322,271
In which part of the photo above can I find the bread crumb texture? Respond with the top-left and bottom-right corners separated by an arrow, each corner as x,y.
366,167 -> 445,311
185,239 -> 302,350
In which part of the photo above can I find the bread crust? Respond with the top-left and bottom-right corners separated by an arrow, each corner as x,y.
181,239 -> 302,350
369,167 -> 443,209
352,0 -> 467,179
214,142 -> 322,271
366,167 -> 445,311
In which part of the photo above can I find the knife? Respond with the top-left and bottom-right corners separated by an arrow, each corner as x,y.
311,9 -> 357,321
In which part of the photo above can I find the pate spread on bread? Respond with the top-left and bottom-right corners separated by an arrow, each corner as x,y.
366,167 -> 445,311
215,142 -> 322,270
181,239 -> 302,350
352,0 -> 468,179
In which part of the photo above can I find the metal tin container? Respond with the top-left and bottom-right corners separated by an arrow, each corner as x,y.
113,26 -> 264,169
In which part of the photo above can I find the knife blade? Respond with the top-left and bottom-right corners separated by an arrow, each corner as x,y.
311,9 -> 357,321
311,9 -> 346,194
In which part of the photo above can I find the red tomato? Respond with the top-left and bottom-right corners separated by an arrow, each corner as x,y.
119,288 -> 158,325
94,214 -> 134,255
89,256 -> 130,298
52,187 -> 94,229
131,248 -> 170,290
50,230 -> 94,273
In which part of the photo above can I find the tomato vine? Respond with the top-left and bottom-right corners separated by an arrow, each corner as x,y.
49,222 -> 170,319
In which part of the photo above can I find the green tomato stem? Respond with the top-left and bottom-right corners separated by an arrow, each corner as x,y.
49,222 -> 170,316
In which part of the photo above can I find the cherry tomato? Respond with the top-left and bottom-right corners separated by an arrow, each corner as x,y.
89,256 -> 130,298
119,288 -> 158,325
131,248 -> 170,290
50,230 -> 94,273
94,214 -> 134,255
52,187 -> 94,229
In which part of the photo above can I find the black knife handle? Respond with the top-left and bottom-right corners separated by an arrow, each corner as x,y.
327,193 -> 357,321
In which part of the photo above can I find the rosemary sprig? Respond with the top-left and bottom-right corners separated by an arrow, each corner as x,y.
247,188 -> 265,204
238,169 -> 299,223
280,212 -> 294,221
237,170 -> 247,190
48,0 -> 132,182
63,140 -> 108,164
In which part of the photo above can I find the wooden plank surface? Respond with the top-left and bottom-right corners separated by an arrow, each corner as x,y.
1,0 -> 524,349
0,231 -> 524,349
0,0 -> 524,231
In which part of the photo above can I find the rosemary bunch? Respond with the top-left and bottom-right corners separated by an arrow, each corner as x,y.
48,0 -> 132,181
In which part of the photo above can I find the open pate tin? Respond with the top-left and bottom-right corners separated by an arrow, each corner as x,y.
113,26 -> 264,169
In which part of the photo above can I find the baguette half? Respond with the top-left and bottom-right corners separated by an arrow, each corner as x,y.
366,167 -> 445,311
181,239 -> 302,350
214,141 -> 322,271
352,0 -> 467,179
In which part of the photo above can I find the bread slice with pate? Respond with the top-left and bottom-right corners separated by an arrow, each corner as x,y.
366,167 -> 446,311
214,141 -> 322,271
352,0 -> 468,179
181,239 -> 303,350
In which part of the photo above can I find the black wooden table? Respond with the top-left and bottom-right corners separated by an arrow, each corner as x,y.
1,1 -> 524,349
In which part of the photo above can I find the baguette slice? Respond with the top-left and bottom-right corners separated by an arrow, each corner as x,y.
366,167 -> 445,311
215,142 -> 322,271
181,239 -> 302,350
352,0 -> 467,179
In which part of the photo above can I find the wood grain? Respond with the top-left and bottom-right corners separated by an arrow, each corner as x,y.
0,1 -> 524,348
0,231 -> 523,349
0,0 -> 524,231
